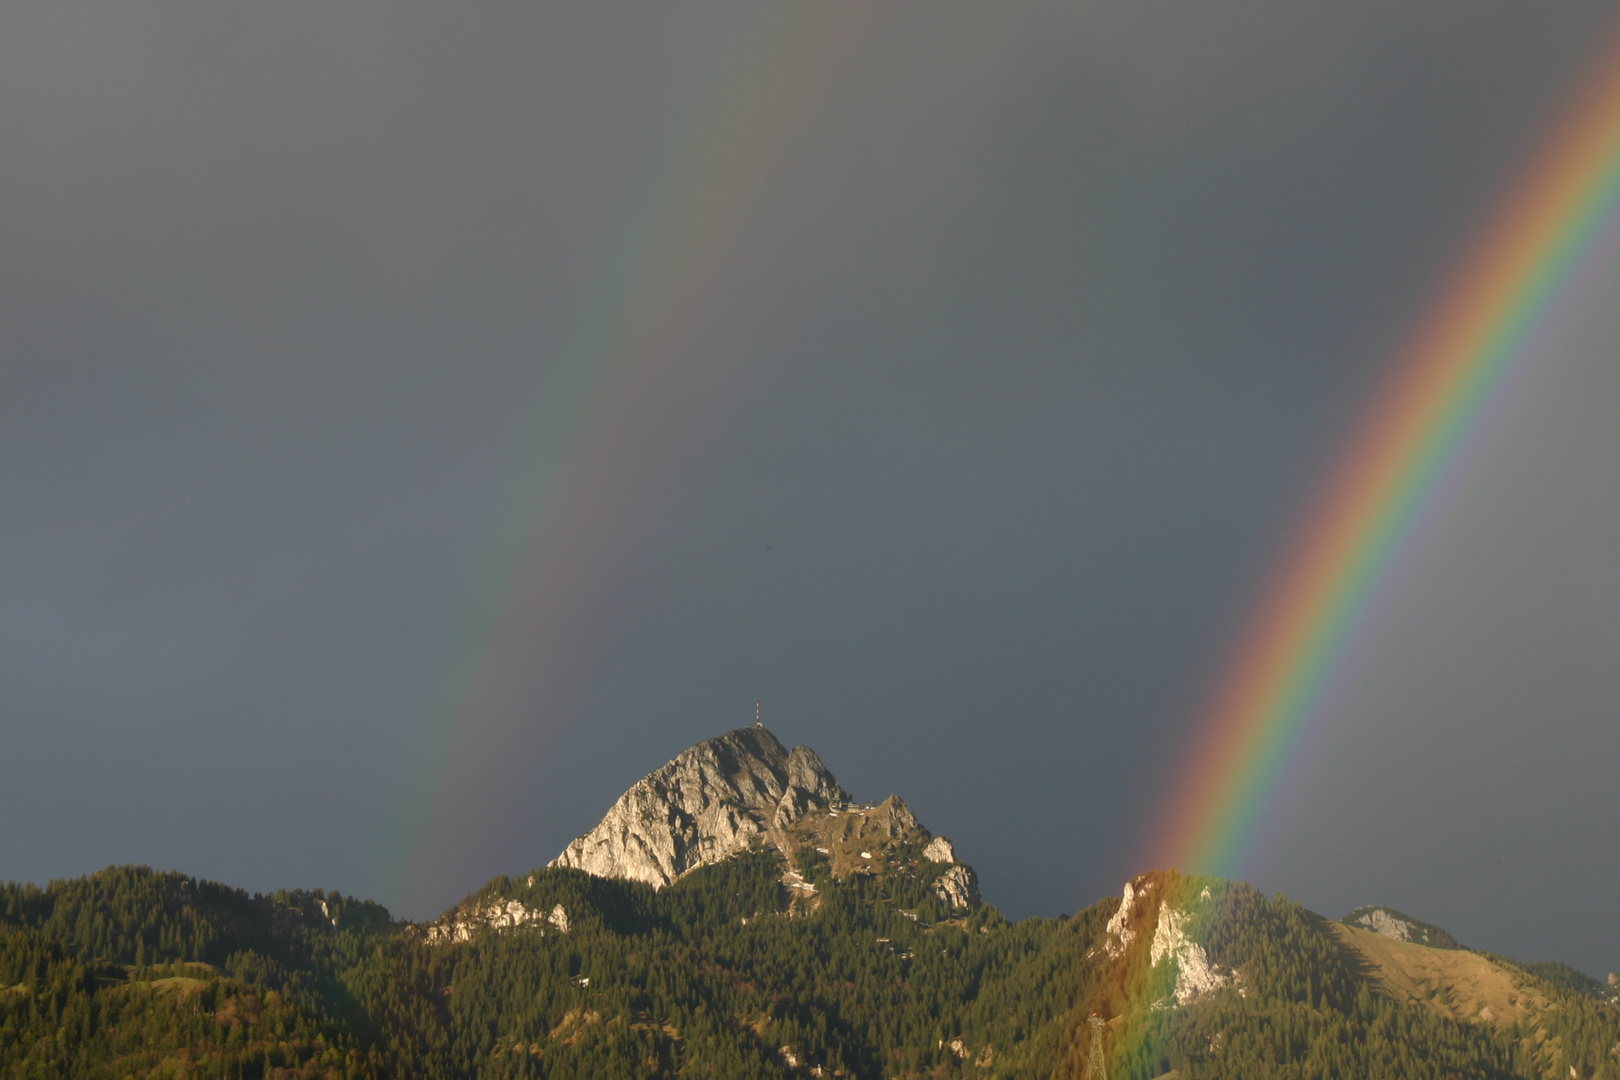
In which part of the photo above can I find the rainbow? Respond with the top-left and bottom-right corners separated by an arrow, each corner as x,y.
384,10 -> 860,910
1152,23 -> 1620,878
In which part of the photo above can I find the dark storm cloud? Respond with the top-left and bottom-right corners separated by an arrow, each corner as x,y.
3,2 -> 1617,976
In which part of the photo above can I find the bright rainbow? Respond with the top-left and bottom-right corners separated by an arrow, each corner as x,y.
1151,23 -> 1620,877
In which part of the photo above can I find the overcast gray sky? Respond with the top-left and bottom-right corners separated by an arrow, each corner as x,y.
2,3 -> 1617,976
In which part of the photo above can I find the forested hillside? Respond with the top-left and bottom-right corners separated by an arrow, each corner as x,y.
3,861 -> 1616,1079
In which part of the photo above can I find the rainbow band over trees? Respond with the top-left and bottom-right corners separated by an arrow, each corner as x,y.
1152,23 -> 1620,878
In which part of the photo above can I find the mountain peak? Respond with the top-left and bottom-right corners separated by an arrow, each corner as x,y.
550,726 -> 852,888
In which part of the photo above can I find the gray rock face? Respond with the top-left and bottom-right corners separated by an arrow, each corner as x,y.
931,865 -> 981,910
418,900 -> 570,945
550,726 -> 851,888
775,743 -> 850,827
1354,908 -> 1416,942
1151,903 -> 1228,1005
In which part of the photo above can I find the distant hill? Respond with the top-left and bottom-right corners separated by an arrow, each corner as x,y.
1518,960 -> 1615,1002
1340,905 -> 1464,949
3,726 -> 1617,1079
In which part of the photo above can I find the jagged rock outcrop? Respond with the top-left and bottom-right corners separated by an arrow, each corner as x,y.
551,726 -> 852,888
923,836 -> 956,863
931,865 -> 981,910
1104,878 -> 1150,958
1354,908 -> 1416,941
1151,904 -> 1228,1004
1100,874 -> 1229,1005
420,900 -> 570,945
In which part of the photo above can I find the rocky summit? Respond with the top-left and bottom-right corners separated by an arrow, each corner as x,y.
550,725 -> 979,909
549,726 -> 848,887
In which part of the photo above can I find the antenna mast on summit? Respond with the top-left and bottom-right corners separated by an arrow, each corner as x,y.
1083,1015 -> 1107,1080
755,701 -> 761,727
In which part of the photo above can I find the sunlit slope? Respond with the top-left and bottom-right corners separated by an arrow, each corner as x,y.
1328,921 -> 1620,1080
1331,921 -> 1551,1026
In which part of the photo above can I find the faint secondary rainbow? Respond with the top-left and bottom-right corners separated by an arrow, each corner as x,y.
1151,23 -> 1620,878
383,10 -> 861,909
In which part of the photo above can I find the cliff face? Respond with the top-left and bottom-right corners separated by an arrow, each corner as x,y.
549,726 -> 852,888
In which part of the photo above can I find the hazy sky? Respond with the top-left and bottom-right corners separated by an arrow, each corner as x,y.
3,4 -> 1617,976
